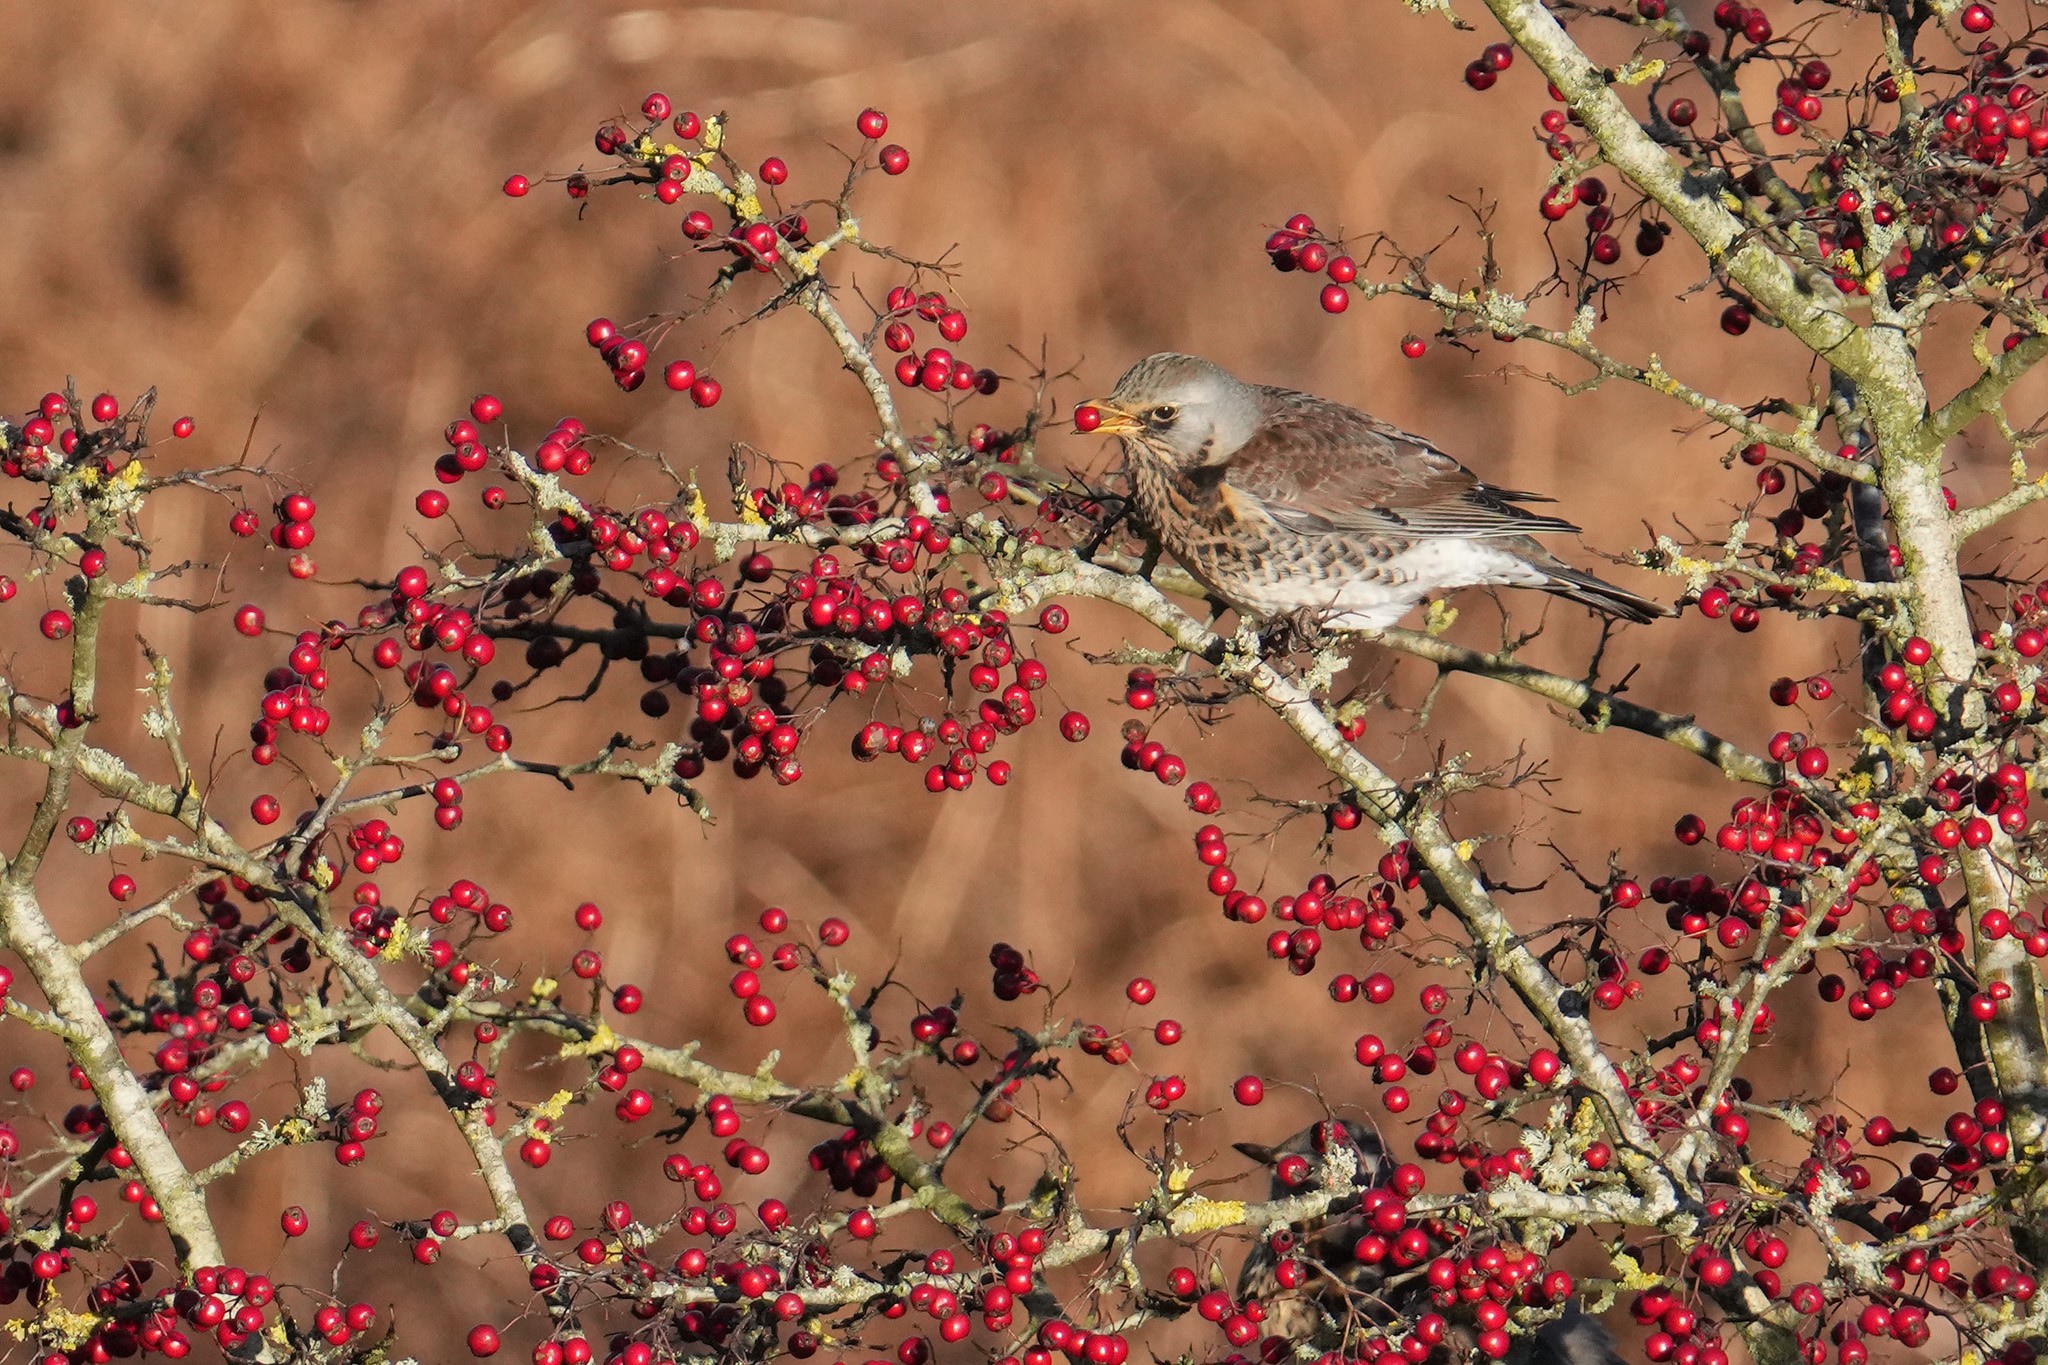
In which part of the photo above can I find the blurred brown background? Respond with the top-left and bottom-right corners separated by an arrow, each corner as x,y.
0,2 -> 2018,1360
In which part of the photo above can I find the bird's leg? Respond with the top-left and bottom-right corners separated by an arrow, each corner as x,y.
1134,531 -> 1163,583
1256,606 -> 1330,657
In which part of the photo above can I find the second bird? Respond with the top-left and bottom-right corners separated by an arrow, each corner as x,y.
1077,353 -> 1667,633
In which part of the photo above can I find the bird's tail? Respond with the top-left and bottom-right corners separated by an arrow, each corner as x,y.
1533,558 -> 1670,625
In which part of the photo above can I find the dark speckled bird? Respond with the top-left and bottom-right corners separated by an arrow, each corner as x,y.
1235,1120 -> 1625,1364
1077,354 -> 1667,633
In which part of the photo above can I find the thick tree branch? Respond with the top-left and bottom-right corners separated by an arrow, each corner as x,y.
1481,0 -> 1875,383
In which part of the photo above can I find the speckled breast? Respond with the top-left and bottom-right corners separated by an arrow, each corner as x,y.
1125,452 -> 1381,616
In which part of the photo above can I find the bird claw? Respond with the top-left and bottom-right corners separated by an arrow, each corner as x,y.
1256,607 -> 1331,656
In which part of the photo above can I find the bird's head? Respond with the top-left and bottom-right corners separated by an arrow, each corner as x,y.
1074,353 -> 1262,469
1235,1118 -> 1389,1201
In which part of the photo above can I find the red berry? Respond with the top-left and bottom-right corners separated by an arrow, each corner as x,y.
502,175 -> 531,197
857,108 -> 889,138
879,144 -> 910,175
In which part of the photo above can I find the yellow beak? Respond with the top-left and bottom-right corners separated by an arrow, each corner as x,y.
1075,400 -> 1142,437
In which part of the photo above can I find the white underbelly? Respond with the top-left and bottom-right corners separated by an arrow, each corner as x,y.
1236,540 -> 1547,632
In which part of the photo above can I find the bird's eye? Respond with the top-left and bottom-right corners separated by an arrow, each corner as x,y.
1148,404 -> 1178,425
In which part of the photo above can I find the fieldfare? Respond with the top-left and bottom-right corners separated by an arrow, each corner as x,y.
1076,353 -> 1667,633
1235,1120 -> 1624,1364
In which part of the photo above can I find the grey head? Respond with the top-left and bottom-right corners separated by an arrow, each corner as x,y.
1089,352 -> 1265,468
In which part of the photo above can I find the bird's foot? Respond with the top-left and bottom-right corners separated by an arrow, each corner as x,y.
1256,606 -> 1332,656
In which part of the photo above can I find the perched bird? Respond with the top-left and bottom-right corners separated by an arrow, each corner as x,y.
1075,353 -> 1667,634
1235,1120 -> 1625,1364
1234,1119 -> 1394,1346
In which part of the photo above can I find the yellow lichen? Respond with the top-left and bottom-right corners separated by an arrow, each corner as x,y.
1169,1197 -> 1248,1234
1805,569 -> 1859,594
1643,357 -> 1687,397
1735,1164 -> 1789,1201
523,1089 -> 576,1126
1608,1249 -> 1664,1291
557,1022 -> 618,1058
5,1306 -> 100,1348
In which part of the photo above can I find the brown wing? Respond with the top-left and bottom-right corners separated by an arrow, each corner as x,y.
1225,387 -> 1579,540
